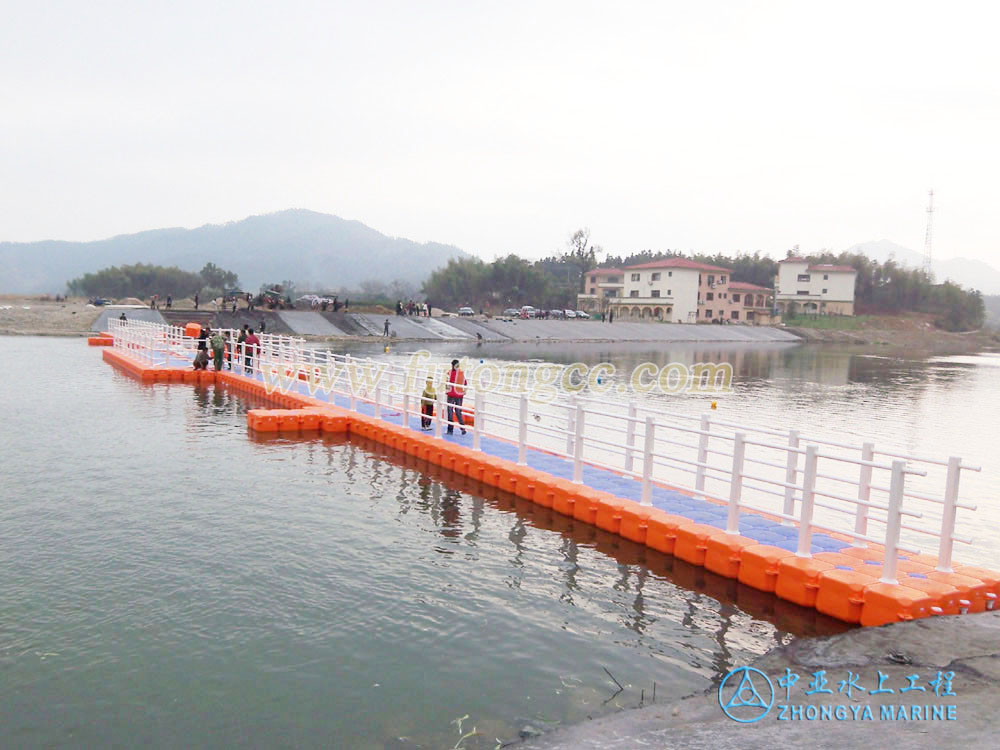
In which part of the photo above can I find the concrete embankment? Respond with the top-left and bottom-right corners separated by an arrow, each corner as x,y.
520,611 -> 1000,749
89,308 -> 804,344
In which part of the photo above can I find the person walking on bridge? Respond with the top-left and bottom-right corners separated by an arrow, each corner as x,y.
210,329 -> 225,371
446,359 -> 466,435
243,327 -> 260,374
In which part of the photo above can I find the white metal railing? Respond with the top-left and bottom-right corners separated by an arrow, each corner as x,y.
106,319 -> 983,583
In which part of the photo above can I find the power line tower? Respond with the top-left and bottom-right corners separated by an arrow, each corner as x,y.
923,189 -> 934,280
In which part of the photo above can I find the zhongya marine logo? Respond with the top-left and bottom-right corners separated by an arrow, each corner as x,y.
718,666 -> 775,723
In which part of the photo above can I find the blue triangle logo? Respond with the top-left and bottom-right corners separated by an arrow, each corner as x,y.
724,670 -> 769,710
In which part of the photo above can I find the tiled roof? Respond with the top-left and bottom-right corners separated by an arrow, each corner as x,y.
780,256 -> 808,263
728,281 -> 772,291
586,268 -> 624,276
625,258 -> 732,273
808,264 -> 856,273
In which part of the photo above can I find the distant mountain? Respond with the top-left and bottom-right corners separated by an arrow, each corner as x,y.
848,240 -> 1000,295
0,210 -> 472,293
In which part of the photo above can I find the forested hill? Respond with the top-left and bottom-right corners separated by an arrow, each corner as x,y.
0,210 -> 470,293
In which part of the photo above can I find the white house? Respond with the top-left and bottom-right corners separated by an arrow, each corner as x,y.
775,257 -> 857,316
604,258 -> 734,323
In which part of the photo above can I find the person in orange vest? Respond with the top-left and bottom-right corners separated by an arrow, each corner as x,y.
446,358 -> 467,435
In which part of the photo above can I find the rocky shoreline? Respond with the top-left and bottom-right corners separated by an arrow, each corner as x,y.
519,611 -> 1000,748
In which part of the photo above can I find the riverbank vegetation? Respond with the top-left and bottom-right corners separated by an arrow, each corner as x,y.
67,262 -> 240,302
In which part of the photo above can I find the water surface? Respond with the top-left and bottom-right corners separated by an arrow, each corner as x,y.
1,338 -> 841,749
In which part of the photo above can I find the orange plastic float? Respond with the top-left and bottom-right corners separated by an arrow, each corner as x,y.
738,545 -> 794,593
775,556 -> 834,608
704,532 -> 759,579
815,569 -> 876,623
860,582 -> 934,626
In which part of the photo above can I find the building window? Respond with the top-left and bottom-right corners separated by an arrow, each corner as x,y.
732,293 -> 741,303
747,311 -> 755,320
631,273 -> 640,282
720,276 -> 726,284
629,290 -> 639,297
707,275 -> 715,286
823,274 -> 829,280
668,271 -> 672,277
822,288 -> 828,294
667,289 -> 671,296
704,309 -> 713,318
651,290 -> 660,298
721,293 -> 726,299
706,292 -> 714,301
797,274 -> 810,282
797,290 -> 809,295
651,272 -> 660,281
731,310 -> 739,320
589,288 -> 595,294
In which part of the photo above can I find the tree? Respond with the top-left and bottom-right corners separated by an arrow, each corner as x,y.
200,262 -> 240,291
565,229 -> 600,293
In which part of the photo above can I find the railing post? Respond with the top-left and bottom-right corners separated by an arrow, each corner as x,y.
853,442 -> 874,547
727,433 -> 746,534
374,386 -> 382,419
781,428 -> 800,526
936,456 -> 962,573
565,396 -> 577,457
518,394 -> 528,465
695,414 -> 711,495
347,353 -> 357,411
640,417 -> 655,505
880,460 -> 907,584
572,403 -> 585,483
403,392 -> 411,429
624,401 -> 637,474
795,445 -> 819,557
473,391 -> 483,452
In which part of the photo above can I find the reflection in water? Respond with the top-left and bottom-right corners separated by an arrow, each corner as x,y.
346,434 -> 851,646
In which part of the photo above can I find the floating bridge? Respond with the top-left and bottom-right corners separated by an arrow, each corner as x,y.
93,321 -> 999,626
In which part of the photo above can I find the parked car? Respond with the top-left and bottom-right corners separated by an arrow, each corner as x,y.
502,308 -> 520,317
549,309 -> 564,318
458,306 -> 475,316
564,310 -> 577,318
576,310 -> 590,319
520,305 -> 537,318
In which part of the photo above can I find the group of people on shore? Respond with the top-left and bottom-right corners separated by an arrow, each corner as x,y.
396,300 -> 432,317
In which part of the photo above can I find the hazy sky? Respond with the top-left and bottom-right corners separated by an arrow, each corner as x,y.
3,1 -> 998,264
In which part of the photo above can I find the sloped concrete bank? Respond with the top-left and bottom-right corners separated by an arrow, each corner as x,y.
520,612 -> 1000,749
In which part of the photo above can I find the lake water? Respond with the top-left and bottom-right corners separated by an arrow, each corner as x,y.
1,336 -> 996,748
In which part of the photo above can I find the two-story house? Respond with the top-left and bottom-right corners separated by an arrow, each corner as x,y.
603,258 -> 734,323
775,257 -> 857,315
577,268 -> 625,313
